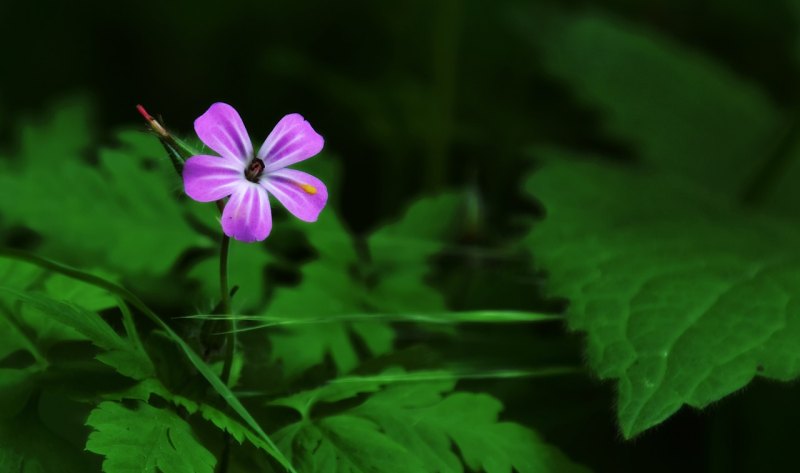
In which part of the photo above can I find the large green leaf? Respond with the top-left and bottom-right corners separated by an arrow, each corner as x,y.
273,371 -> 588,472
0,100 -> 207,275
85,401 -> 217,473
525,156 -> 800,437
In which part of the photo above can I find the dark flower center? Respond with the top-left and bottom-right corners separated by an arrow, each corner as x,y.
245,158 -> 265,182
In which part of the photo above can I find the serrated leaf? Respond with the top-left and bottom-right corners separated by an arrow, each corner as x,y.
525,156 -> 800,437
353,380 -> 588,473
113,378 -> 286,461
276,415 -> 425,473
531,12 -> 783,196
274,371 -> 588,472
268,194 -> 462,376
86,401 -> 216,473
0,99 -> 207,276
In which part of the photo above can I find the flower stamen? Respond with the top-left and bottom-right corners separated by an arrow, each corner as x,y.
245,158 -> 265,182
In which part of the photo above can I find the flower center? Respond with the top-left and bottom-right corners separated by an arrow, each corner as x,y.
245,158 -> 265,182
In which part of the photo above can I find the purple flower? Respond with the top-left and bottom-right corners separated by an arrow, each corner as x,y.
183,103 -> 328,242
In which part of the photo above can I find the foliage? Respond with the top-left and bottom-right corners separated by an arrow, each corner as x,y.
6,0 -> 800,471
0,100 -> 580,471
523,10 -> 800,439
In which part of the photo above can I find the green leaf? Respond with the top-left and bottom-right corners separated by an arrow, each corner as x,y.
112,378 -> 283,461
366,193 -> 462,311
189,239 -> 274,312
0,401 -> 94,472
276,416 -> 426,473
0,288 -> 155,380
0,248 -> 295,473
525,156 -> 800,437
267,211 -> 383,375
0,100 -> 207,276
0,256 -> 138,417
273,371 -> 588,472
267,194 -> 462,376
353,380 -> 588,473
85,401 -> 216,473
531,12 -> 783,196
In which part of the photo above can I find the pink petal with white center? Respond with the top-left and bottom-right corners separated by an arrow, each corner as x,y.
262,168 -> 328,222
257,113 -> 324,172
221,183 -> 272,242
183,155 -> 245,202
194,103 -> 254,163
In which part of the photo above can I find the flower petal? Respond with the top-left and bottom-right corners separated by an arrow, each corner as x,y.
261,168 -> 328,222
257,114 -> 324,172
221,183 -> 272,242
183,155 -> 244,202
194,103 -> 253,163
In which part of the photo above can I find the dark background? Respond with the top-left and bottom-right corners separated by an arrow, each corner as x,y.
3,1 -> 800,471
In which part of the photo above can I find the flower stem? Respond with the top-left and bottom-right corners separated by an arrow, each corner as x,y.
218,234 -> 236,386
217,233 -> 236,473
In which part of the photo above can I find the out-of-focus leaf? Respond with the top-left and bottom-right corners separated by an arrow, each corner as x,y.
0,402 -> 94,472
0,288 -> 155,380
0,100 -> 207,275
529,12 -> 783,196
267,194 -> 462,376
0,256 -> 128,417
85,401 -> 216,473
188,239 -> 274,312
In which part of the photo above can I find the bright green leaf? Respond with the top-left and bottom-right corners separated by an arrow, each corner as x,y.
0,100 -> 207,276
276,415 -> 425,473
85,401 -> 216,473
274,370 -> 588,472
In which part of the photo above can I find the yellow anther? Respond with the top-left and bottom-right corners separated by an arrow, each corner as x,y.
298,183 -> 318,195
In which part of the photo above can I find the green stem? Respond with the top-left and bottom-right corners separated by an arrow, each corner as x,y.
218,234 -> 236,386
216,234 -> 236,473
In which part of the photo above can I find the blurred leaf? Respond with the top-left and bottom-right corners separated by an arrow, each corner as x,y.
0,401 -> 94,472
273,370 -> 588,473
189,238 -> 274,312
526,155 -> 800,437
268,194 -> 462,376
0,256 -> 133,417
0,100 -> 207,275
367,193 -> 461,311
0,288 -> 155,380
531,12 -> 783,196
0,247 -> 295,472
86,401 -> 216,473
